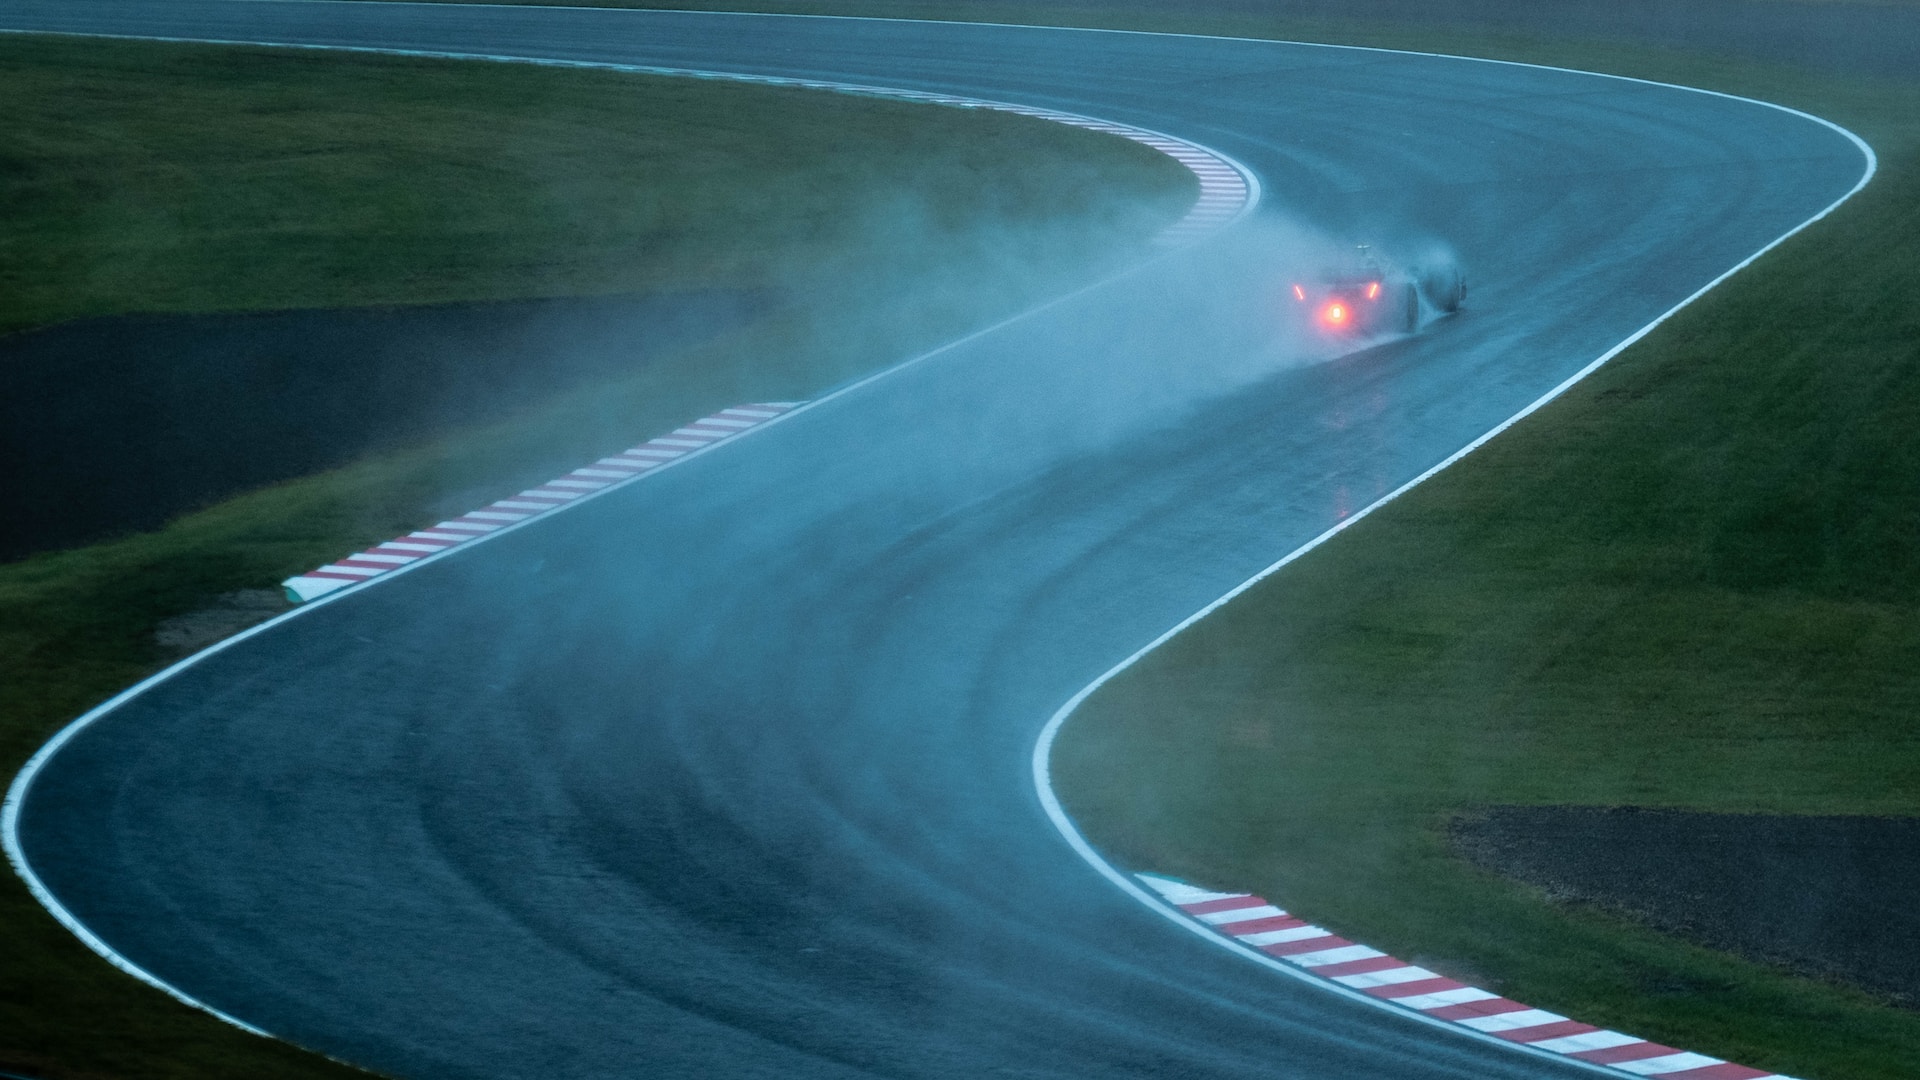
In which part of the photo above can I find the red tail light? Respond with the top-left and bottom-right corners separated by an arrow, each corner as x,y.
1365,281 -> 1380,300
1322,302 -> 1348,327
1292,284 -> 1306,301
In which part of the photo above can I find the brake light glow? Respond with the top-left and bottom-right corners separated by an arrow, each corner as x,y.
1292,284 -> 1306,301
1365,281 -> 1380,300
1322,302 -> 1348,327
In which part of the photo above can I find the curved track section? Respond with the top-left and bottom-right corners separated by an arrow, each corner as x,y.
1,4 -> 1870,1078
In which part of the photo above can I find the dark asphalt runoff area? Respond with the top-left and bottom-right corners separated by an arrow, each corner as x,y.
1,3 -> 1873,1077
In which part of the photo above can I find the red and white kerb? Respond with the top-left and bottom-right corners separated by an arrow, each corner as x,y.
281,403 -> 800,603
1140,875 -> 1801,1080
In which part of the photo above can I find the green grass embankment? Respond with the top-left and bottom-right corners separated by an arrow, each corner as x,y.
0,33 -> 1192,1079
0,32 -> 1189,333
1051,38 -> 1920,1080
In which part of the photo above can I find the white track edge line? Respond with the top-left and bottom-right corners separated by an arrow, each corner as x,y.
0,28 -> 1259,1040
1032,72 -> 1872,1080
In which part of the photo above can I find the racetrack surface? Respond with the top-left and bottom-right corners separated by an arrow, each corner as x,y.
2,3 -> 1870,1077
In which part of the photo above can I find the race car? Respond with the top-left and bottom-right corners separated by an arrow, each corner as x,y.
1289,247 -> 1465,337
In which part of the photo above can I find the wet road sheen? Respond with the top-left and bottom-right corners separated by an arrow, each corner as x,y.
4,3 -> 1869,1077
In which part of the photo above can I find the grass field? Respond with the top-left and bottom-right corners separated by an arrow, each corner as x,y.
0,32 -> 1191,1079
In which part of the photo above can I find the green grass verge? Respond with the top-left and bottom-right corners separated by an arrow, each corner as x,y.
0,32 -> 1189,333
1039,25 -> 1920,1080
0,32 -> 1191,1079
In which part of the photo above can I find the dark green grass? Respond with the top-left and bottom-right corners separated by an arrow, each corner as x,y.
0,33 -> 1191,1078
0,33 -> 1189,334
1052,48 -> 1920,1080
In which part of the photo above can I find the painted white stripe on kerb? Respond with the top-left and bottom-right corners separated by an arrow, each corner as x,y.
1136,876 -> 1246,905
1237,924 -> 1325,947
1457,1009 -> 1568,1034
1197,904 -> 1285,925
1390,987 -> 1501,1011
1289,944 -> 1383,968
1614,1053 -> 1725,1075
1528,1030 -> 1645,1054
1330,964 -> 1439,988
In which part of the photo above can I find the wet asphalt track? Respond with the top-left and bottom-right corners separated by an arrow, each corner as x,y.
3,3 -> 1872,1077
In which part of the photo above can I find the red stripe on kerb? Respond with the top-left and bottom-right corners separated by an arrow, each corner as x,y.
1221,914 -> 1307,936
1572,1041 -> 1679,1064
1307,955 -> 1407,978
1180,896 -> 1261,916
1365,976 -> 1466,999
1492,1020 -> 1598,1043
1425,998 -> 1530,1021
1261,935 -> 1352,957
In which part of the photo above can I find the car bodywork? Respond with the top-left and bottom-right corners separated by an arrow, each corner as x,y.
1291,248 -> 1465,338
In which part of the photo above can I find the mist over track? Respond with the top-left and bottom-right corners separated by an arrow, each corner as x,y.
1,3 -> 1870,1077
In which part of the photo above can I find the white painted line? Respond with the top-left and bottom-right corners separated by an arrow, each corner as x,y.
1457,1009 -> 1569,1034
1238,924 -> 1330,947
1615,1053 -> 1724,1075
1289,944 -> 1384,967
1391,987 -> 1501,1011
1529,1030 -> 1645,1054
1332,965 -> 1439,988
1137,875 -> 1246,905
1197,903 -> 1286,925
